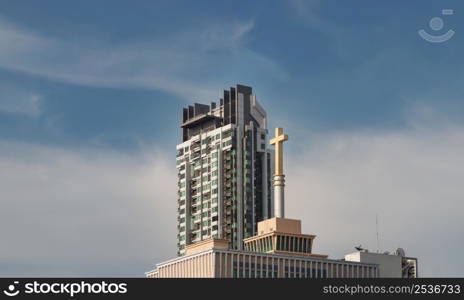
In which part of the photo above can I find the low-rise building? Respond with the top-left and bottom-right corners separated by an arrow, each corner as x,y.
345,249 -> 418,278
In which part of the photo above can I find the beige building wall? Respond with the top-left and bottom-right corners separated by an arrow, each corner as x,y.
212,251 -> 377,278
257,217 -> 301,235
147,252 -> 215,278
185,238 -> 229,256
146,250 -> 378,278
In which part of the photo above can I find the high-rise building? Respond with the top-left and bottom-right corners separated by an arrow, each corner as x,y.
147,84 -> 418,278
176,84 -> 274,256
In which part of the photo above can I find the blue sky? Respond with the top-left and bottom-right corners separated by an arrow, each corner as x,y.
1,0 -> 464,277
1,0 -> 463,152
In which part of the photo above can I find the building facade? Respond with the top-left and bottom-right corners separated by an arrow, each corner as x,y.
146,239 -> 379,278
176,84 -> 274,255
345,249 -> 418,278
243,217 -> 328,259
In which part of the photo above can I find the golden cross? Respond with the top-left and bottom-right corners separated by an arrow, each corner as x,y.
270,127 -> 289,176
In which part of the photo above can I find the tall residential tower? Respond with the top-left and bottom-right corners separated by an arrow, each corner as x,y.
147,83 -> 418,278
176,84 -> 274,256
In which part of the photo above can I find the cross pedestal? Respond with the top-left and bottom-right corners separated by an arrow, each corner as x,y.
270,127 -> 288,218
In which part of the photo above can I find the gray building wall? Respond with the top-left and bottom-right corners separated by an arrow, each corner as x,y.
345,251 -> 405,278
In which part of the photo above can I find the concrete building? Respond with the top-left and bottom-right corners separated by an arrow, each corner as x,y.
176,84 -> 274,256
243,217 -> 328,259
146,238 -> 378,278
147,84 -> 418,278
345,249 -> 418,278
146,217 -> 381,278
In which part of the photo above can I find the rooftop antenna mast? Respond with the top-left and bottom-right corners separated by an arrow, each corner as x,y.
376,213 -> 380,253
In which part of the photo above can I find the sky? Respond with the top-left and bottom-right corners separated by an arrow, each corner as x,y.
0,0 -> 463,277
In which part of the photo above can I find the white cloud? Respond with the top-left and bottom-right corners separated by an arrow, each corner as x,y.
286,124 -> 464,277
1,111 -> 462,276
289,0 -> 325,27
0,141 -> 177,276
0,18 -> 286,101
0,83 -> 41,116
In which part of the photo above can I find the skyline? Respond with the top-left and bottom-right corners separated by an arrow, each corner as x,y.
1,0 -> 464,277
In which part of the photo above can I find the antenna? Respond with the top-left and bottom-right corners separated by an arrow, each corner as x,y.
376,214 -> 380,253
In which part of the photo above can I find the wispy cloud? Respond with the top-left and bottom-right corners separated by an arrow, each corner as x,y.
0,141 -> 176,276
1,104 -> 463,276
0,17 -> 286,101
0,83 -> 41,117
289,0 -> 326,28
286,121 -> 464,277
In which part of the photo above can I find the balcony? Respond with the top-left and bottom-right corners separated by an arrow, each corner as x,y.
190,152 -> 200,160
